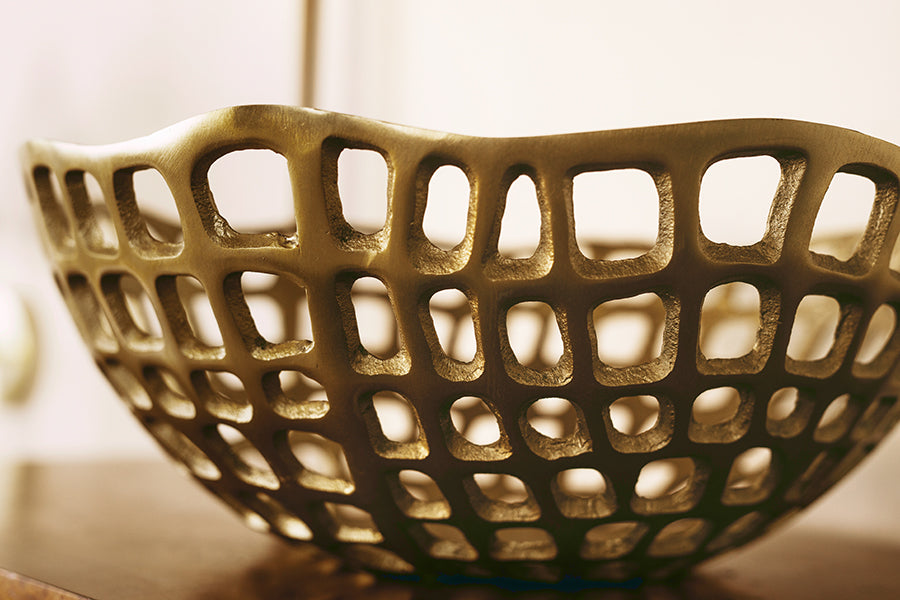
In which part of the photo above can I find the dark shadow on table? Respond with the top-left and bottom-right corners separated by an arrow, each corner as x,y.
3,462 -> 897,600
192,545 -> 756,600
196,531 -> 900,600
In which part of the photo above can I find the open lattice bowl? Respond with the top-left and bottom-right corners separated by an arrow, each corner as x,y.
21,106 -> 900,583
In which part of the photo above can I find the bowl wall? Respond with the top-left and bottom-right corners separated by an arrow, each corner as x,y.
21,106 -> 900,582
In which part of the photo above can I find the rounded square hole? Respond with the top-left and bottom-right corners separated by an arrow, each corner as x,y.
692,387 -> 741,425
262,370 -> 329,420
101,273 -> 165,351
337,148 -> 390,234
285,430 -> 354,494
634,458 -> 693,500
194,370 -> 252,423
632,458 -> 704,515
115,167 -> 183,254
472,473 -> 529,503
700,282 -> 761,359
609,395 -> 660,435
498,173 -> 542,259
552,468 -> 616,519
350,276 -> 400,359
594,293 -> 666,368
814,394 -> 859,443
390,470 -> 451,520
428,288 -> 477,363
422,164 -> 471,250
119,276 -> 164,338
156,275 -> 223,354
358,391 -> 428,460
787,295 -> 841,361
449,396 -> 502,446
31,166 -> 75,252
767,386 -> 799,421
505,301 -> 565,370
690,386 -> 753,444
398,470 -> 445,503
323,502 -> 383,543
605,394 -> 673,453
855,304 -> 897,366
229,271 -> 314,358
372,391 -> 421,443
244,272 -> 312,343
573,168 -> 659,260
526,397 -> 578,439
691,386 -> 753,442
522,396 -> 591,459
176,276 -> 222,346
700,155 -> 781,246
445,396 -> 511,462
809,171 -> 876,262
466,473 -> 541,522
66,170 -> 118,253
722,447 -> 777,505
766,386 -> 815,438
207,149 -> 295,237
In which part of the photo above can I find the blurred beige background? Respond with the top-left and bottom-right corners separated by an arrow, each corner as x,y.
0,0 -> 897,541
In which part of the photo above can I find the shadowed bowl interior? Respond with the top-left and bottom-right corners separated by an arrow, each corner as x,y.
20,106 -> 900,583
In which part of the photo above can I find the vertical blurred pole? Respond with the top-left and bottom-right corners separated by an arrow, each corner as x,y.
301,0 -> 319,108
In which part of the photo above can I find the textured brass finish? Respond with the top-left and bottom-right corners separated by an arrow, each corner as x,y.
20,106 -> 900,582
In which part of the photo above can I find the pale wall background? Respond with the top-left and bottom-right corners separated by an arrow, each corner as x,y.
0,0 -> 897,539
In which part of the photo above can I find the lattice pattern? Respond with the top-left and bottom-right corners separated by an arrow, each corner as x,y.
21,106 -> 900,582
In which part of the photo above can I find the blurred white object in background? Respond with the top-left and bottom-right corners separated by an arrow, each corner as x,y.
0,287 -> 37,404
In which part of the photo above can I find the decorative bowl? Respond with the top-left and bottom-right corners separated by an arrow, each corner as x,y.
21,106 -> 900,583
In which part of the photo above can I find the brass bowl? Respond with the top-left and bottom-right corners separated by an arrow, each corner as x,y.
21,106 -> 900,583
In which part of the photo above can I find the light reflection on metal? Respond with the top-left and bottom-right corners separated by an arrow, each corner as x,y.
20,106 -> 900,582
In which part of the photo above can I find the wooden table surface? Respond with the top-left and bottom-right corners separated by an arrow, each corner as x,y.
0,439 -> 898,599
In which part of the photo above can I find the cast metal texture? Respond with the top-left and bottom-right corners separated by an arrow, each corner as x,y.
20,106 -> 900,582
